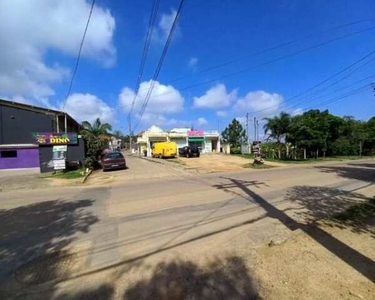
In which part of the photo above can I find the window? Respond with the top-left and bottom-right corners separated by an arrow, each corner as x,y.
1,150 -> 17,158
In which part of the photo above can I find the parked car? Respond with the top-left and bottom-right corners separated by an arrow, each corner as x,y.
101,152 -> 126,171
179,146 -> 200,158
152,142 -> 177,158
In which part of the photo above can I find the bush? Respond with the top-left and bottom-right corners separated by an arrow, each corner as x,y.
230,146 -> 241,154
330,137 -> 357,156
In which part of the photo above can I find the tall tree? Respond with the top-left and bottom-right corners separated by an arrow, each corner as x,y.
81,118 -> 112,137
288,110 -> 329,154
221,119 -> 246,148
263,112 -> 291,143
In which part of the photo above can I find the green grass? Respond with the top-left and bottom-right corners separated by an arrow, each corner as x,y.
232,153 -> 255,159
243,163 -> 275,169
332,199 -> 375,221
45,169 -> 85,179
264,155 -> 375,164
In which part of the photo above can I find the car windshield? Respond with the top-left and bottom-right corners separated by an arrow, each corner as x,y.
105,153 -> 123,159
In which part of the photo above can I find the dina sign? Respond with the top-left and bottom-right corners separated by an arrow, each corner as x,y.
32,132 -> 78,145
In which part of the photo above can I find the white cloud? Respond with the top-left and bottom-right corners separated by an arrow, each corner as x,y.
119,80 -> 184,115
235,116 -> 247,125
197,117 -> 208,126
291,108 -> 303,116
65,93 -> 115,124
234,91 -> 283,116
189,57 -> 198,69
216,110 -> 227,117
193,84 -> 237,108
0,0 -> 116,103
154,10 -> 179,42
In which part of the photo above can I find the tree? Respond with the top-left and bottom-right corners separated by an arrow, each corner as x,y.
288,110 -> 329,157
221,119 -> 246,151
80,118 -> 113,169
263,112 -> 291,143
81,118 -> 112,137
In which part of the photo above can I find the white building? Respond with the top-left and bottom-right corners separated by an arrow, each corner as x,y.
137,126 -> 221,156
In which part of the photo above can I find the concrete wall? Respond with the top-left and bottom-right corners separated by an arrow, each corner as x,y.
0,148 -> 39,169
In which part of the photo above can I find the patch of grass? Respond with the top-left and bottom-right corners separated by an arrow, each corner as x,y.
243,163 -> 275,169
264,155 -> 375,164
47,169 -> 85,179
332,199 -> 375,221
232,153 -> 255,159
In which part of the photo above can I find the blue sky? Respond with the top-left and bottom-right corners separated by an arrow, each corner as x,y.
1,0 -> 375,138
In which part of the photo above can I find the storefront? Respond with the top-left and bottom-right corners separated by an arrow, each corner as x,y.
187,130 -> 205,151
137,126 -> 220,156
0,98 -> 84,172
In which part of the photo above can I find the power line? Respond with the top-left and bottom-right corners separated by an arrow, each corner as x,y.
168,17 -> 375,84
127,0 -> 160,121
283,72 -> 375,113
249,48 -> 375,116
62,0 -> 95,110
133,0 -> 186,131
127,0 -> 160,148
127,24 -> 375,106
301,84 -> 371,112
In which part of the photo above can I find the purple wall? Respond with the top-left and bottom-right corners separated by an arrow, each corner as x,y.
0,148 -> 40,169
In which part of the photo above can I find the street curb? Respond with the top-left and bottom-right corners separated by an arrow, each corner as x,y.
81,169 -> 93,184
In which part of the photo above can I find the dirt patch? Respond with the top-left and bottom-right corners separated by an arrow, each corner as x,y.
252,218 -> 375,300
176,154 -> 282,173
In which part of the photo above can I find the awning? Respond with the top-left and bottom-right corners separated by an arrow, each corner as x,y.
188,137 -> 205,142
0,144 -> 38,149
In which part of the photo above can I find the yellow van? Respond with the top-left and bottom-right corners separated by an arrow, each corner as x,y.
152,142 -> 177,158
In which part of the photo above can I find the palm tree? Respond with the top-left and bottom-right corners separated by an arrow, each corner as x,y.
81,118 -> 112,137
263,112 -> 291,143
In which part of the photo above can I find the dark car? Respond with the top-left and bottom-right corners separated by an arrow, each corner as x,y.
178,146 -> 200,158
101,152 -> 126,171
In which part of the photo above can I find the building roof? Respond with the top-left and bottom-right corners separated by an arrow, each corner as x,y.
0,98 -> 80,128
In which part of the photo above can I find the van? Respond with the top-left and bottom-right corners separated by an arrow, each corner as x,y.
152,142 -> 177,158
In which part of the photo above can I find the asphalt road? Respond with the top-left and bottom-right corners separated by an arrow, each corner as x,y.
1,157 -> 375,299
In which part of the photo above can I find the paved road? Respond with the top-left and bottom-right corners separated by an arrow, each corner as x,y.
1,158 -> 375,299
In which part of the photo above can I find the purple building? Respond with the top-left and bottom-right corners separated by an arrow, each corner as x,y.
0,99 -> 85,172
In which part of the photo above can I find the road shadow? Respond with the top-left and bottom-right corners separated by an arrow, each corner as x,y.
0,199 -> 99,289
213,177 -> 375,283
348,163 -> 375,168
285,185 -> 370,224
316,164 -> 375,183
54,284 -> 114,300
123,256 -> 258,300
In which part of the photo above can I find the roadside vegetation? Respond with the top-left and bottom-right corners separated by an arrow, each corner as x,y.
80,118 -> 113,170
42,168 -> 85,179
222,110 -> 375,161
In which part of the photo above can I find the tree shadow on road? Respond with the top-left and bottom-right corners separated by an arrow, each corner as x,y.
123,256 -> 258,300
316,164 -> 375,183
54,284 -> 114,300
213,177 -> 375,283
285,185 -> 370,224
0,199 -> 99,298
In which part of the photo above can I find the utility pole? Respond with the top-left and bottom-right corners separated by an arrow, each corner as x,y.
246,113 -> 249,145
256,119 -> 259,141
128,121 -> 132,152
254,117 -> 257,142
